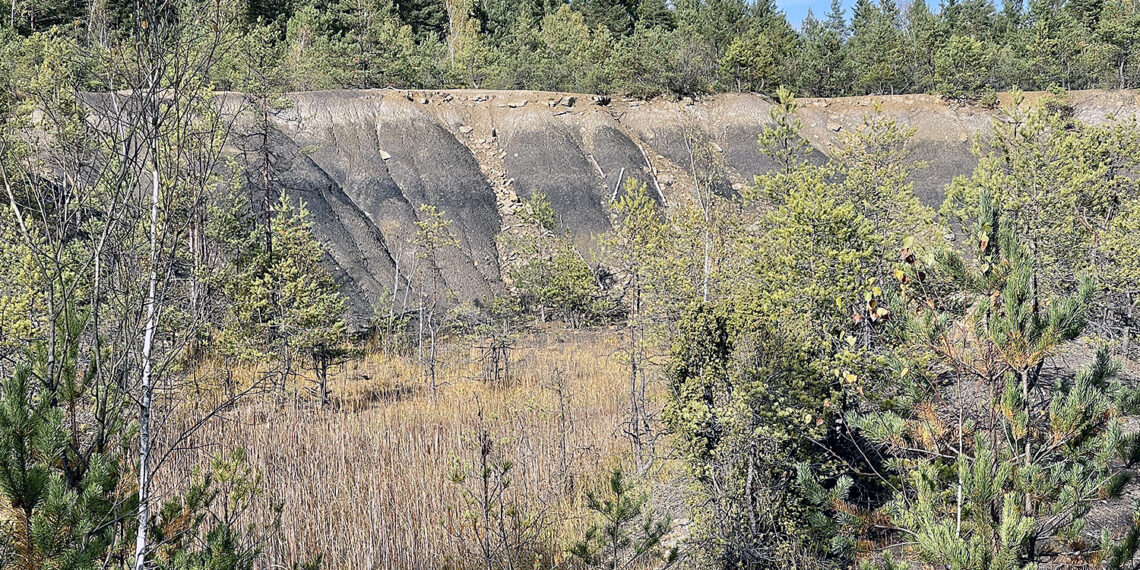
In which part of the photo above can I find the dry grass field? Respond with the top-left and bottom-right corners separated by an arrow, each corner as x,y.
158,329 -> 653,569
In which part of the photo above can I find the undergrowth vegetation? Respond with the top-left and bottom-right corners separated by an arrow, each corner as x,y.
161,331 -> 649,569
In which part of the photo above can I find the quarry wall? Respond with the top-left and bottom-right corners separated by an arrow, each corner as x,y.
264,89 -> 1140,323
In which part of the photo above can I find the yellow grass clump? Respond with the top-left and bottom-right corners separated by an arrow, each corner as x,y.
160,329 -> 640,569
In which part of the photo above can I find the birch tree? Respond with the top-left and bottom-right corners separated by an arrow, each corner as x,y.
97,3 -> 242,565
414,203 -> 458,392
2,0 -> 255,566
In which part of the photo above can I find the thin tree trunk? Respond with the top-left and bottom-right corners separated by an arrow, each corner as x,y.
446,0 -> 457,65
702,208 -> 710,302
134,166 -> 161,570
686,130 -> 712,302
629,317 -> 640,467
391,250 -> 401,320
629,276 -> 647,472
1125,292 -> 1134,357
318,357 -> 329,406
189,208 -> 203,356
417,289 -> 424,362
956,369 -> 963,537
428,313 -> 437,392
1021,367 -> 1032,517
262,105 -> 272,257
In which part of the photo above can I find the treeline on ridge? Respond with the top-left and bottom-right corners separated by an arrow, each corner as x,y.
6,0 -> 1140,101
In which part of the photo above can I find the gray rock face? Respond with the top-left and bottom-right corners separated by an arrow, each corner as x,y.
260,89 -> 1139,325
272,92 -> 503,325
497,106 -> 612,249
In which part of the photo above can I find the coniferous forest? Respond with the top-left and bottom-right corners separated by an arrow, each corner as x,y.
1,0 -> 1140,568
5,0 -> 1140,100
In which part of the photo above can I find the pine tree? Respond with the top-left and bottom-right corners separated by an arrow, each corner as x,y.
746,94 -> 938,344
756,86 -> 812,176
284,5 -> 355,90
475,0 -> 562,41
941,90 -> 1140,340
675,0 -> 760,61
794,8 -> 849,97
995,0 -> 1024,41
244,0 -> 292,25
902,0 -> 940,92
218,193 -> 347,398
824,0 -> 849,41
847,0 -> 906,94
0,314 -> 275,569
831,106 -> 940,260
941,0 -> 998,39
1021,2 -> 1102,90
573,0 -> 640,35
448,406 -> 554,568
1101,198 -> 1140,355
933,34 -> 995,101
717,18 -> 794,93
608,23 -> 679,97
505,193 -> 608,327
336,0 -> 427,88
836,189 -> 1140,567
150,449 -> 272,570
0,341 -> 126,568
636,0 -> 674,29
533,5 -> 615,93
604,180 -> 672,471
1097,0 -> 1140,89
394,0 -> 447,37
0,206 -> 39,362
568,469 -> 676,569
413,204 -> 459,391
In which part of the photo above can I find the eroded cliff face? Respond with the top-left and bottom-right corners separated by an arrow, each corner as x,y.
263,89 -> 1140,324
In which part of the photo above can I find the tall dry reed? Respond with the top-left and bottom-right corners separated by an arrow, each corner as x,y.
159,330 -> 638,569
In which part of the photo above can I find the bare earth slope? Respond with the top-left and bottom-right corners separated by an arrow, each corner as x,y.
265,89 -> 1140,324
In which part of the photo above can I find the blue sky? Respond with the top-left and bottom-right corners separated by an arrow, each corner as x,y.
776,0 -> 856,28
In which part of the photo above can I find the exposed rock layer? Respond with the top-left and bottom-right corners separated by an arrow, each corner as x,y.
265,89 -> 1140,324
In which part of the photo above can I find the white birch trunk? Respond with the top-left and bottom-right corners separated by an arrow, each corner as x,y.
134,166 -> 161,570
